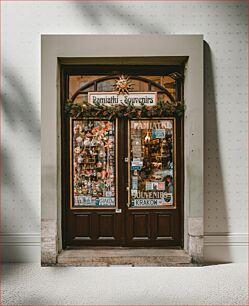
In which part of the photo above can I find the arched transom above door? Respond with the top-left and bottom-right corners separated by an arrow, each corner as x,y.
69,74 -> 183,104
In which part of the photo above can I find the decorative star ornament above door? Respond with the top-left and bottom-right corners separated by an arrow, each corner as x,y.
113,75 -> 134,95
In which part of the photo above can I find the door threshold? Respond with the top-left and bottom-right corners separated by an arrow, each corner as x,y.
57,248 -> 192,266
66,246 -> 182,250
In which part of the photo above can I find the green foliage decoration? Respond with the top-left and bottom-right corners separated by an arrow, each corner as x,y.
65,98 -> 184,120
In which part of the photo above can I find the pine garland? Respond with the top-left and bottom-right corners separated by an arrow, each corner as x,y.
65,98 -> 184,120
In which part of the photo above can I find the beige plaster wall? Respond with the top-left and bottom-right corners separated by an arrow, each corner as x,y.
2,1 -> 247,263
41,35 -> 203,263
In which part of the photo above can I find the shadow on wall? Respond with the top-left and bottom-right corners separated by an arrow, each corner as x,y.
1,67 -> 40,233
2,67 -> 40,140
74,2 -> 163,34
203,42 -> 229,261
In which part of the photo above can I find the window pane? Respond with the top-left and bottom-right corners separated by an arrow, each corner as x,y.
72,119 -> 116,208
69,76 -> 105,98
69,75 -> 177,100
129,119 -> 175,208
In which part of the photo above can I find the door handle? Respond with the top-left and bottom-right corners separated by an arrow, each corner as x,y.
115,208 -> 122,213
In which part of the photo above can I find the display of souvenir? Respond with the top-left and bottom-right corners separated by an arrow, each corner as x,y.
83,138 -> 91,146
129,119 -> 175,208
72,120 -> 116,208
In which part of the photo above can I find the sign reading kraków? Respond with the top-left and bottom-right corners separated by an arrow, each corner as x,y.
88,92 -> 157,106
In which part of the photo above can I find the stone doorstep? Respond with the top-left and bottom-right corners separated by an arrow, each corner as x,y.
57,249 -> 192,266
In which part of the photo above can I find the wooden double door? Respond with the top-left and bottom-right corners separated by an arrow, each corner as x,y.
62,117 -> 183,249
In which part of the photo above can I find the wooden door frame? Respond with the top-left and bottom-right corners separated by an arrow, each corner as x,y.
41,35 -> 203,265
61,66 -> 184,249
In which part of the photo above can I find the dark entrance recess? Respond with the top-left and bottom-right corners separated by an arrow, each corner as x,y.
61,63 -> 184,249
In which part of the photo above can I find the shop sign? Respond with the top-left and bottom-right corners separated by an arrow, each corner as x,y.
135,191 -> 170,199
132,199 -> 170,206
132,176 -> 138,189
97,197 -> 115,206
132,193 -> 173,207
152,129 -> 166,139
131,165 -> 142,170
74,196 -> 95,206
145,181 -> 165,191
131,159 -> 143,170
132,121 -> 172,130
88,92 -> 157,106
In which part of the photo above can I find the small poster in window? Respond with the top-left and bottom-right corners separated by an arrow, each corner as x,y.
131,159 -> 143,170
152,129 -> 166,139
163,193 -> 173,205
131,160 -> 143,167
74,196 -> 94,206
132,176 -> 138,189
132,199 -> 163,206
98,197 -> 115,206
145,181 -> 165,191
132,194 -> 173,207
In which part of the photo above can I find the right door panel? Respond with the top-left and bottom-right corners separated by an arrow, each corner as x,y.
125,118 -> 183,247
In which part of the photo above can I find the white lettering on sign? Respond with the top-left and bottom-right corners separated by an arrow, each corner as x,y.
88,92 -> 157,106
135,191 -> 169,199
133,199 -> 165,206
132,196 -> 173,207
98,197 -> 115,206
74,196 -> 95,206
131,120 -> 173,130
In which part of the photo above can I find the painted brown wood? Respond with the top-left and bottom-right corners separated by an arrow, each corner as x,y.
61,64 -> 184,249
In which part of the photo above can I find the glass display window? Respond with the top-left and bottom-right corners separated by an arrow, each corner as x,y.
62,64 -> 185,248
71,119 -> 116,208
128,119 -> 176,208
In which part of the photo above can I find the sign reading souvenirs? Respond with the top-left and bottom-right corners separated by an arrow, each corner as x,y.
88,92 -> 157,107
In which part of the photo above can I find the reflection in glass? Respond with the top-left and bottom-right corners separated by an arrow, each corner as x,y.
72,120 -> 115,208
129,119 -> 175,208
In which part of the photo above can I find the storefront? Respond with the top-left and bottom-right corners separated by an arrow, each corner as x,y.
62,68 -> 184,248
41,35 -> 203,264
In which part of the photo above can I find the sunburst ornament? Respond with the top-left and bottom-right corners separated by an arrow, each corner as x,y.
113,75 -> 134,95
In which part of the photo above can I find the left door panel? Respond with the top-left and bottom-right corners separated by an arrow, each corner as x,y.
63,118 -> 123,247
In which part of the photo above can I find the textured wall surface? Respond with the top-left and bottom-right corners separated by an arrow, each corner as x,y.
1,1 -> 248,261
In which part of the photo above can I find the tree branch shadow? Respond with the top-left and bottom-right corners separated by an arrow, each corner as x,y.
1,67 -> 40,141
74,2 -> 164,34
1,67 -> 40,234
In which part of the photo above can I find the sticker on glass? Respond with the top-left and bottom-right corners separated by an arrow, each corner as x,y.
152,129 -> 166,139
